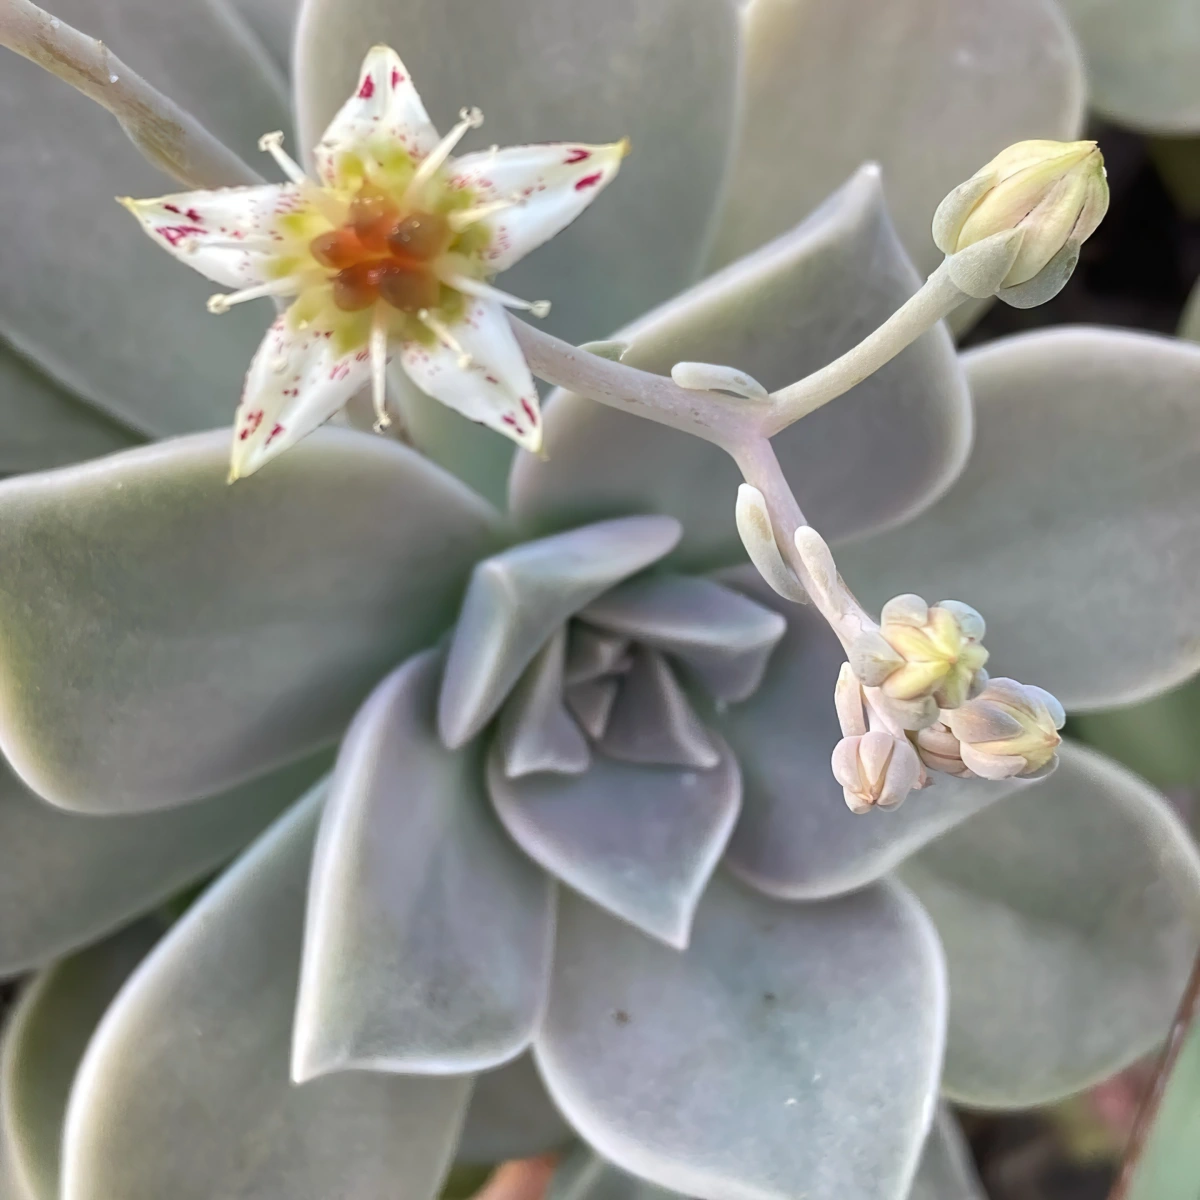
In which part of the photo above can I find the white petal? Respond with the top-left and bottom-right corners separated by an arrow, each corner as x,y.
121,185 -> 300,289
231,317 -> 372,479
313,46 -> 439,185
399,299 -> 541,452
450,141 -> 627,273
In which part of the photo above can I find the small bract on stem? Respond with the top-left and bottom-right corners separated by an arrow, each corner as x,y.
5,1 -> 1104,813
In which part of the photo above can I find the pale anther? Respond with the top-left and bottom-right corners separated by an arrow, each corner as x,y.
447,194 -> 526,233
370,307 -> 392,433
409,106 -> 484,195
257,131 -> 309,185
418,308 -> 473,369
440,272 -> 550,317
206,276 -> 300,313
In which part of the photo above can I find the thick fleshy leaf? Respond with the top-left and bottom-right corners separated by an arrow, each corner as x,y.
1059,0 -> 1200,133
710,0 -> 1085,279
218,0 -> 299,86
581,575 -> 786,702
293,650 -> 555,1081
1070,676 -> 1200,792
708,567 -> 1017,901
0,0 -> 288,437
398,298 -> 542,454
908,1109 -> 987,1200
547,1147 -> 683,1200
499,629 -> 592,779
0,429 -> 500,813
509,167 -> 971,566
456,1054 -> 572,1166
295,0 -> 739,345
0,924 -> 161,1200
438,517 -> 680,748
0,347 -> 140,478
598,650 -> 720,771
0,751 -> 328,977
899,741 -> 1200,1108
534,876 -> 946,1200
62,788 -> 473,1200
839,328 -> 1200,711
487,737 -> 740,948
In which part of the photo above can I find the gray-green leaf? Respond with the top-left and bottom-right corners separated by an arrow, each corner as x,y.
534,876 -> 946,1200
840,328 -> 1200,711
0,430 -> 500,813
900,741 -> 1200,1108
293,650 -> 555,1082
61,786 -> 473,1200
1,924 -> 161,1200
0,751 -> 328,976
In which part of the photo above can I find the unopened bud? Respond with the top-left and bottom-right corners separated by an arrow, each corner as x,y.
875,594 -> 988,710
945,678 -> 1065,780
832,730 -> 922,814
934,140 -> 1108,308
914,722 -> 974,779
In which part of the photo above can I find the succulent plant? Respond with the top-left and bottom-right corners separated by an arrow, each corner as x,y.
1,2 -> 1200,1200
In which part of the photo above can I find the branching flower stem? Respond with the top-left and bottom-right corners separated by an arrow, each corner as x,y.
0,0 -> 260,189
3,0 -> 971,643
514,313 -> 952,649
763,260 -> 967,431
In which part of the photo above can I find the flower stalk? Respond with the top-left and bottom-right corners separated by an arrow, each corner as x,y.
0,0 -> 260,189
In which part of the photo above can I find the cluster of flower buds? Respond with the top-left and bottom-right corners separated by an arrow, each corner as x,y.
934,139 -> 1109,308
834,594 -> 1065,813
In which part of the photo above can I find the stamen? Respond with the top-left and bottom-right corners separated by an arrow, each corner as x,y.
440,272 -> 550,317
408,107 -> 484,197
418,308 -> 473,370
370,306 -> 392,433
447,194 -> 525,233
257,131 -> 310,185
206,276 -> 302,313
182,234 -> 280,256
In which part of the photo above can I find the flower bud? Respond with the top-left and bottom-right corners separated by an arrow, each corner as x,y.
914,722 -> 974,779
944,678 -> 1065,781
933,140 -> 1108,308
832,730 -> 922,814
875,594 -> 988,710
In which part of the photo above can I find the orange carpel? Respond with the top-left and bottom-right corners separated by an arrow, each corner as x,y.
312,184 -> 458,313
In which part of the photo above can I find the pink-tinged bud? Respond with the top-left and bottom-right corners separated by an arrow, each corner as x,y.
832,731 -> 923,814
945,678 -> 1066,780
933,140 -> 1109,308
914,722 -> 974,779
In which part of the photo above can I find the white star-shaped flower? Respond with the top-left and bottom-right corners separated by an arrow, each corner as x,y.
122,45 -> 628,479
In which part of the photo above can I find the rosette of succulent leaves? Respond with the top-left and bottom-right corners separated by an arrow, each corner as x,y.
1,4 -> 1199,1200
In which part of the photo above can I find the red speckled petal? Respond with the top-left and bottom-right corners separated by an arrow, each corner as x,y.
449,142 -> 627,273
122,185 -> 300,289
399,298 -> 541,453
231,316 -> 372,479
313,46 -> 439,185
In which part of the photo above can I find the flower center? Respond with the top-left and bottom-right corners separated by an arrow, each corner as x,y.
308,185 -> 453,314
